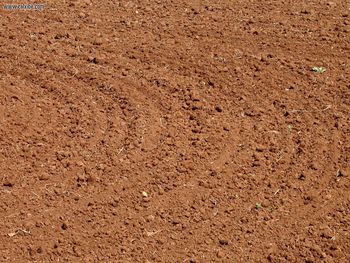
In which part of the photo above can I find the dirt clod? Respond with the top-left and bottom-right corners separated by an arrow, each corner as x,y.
3,181 -> 14,187
219,239 -> 229,246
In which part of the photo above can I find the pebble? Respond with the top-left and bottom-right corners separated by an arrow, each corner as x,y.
217,250 -> 224,258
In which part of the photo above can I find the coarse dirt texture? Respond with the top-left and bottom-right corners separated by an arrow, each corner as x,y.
1,0 -> 350,262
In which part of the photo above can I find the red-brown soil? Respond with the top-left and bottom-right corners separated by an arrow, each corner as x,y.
1,0 -> 350,262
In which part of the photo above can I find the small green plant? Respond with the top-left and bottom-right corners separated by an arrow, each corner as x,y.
311,66 -> 326,73
255,203 -> 262,210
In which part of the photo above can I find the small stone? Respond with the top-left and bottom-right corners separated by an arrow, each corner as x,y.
217,250 -> 224,258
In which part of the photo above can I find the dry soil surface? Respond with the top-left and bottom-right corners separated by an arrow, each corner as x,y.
1,0 -> 350,262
